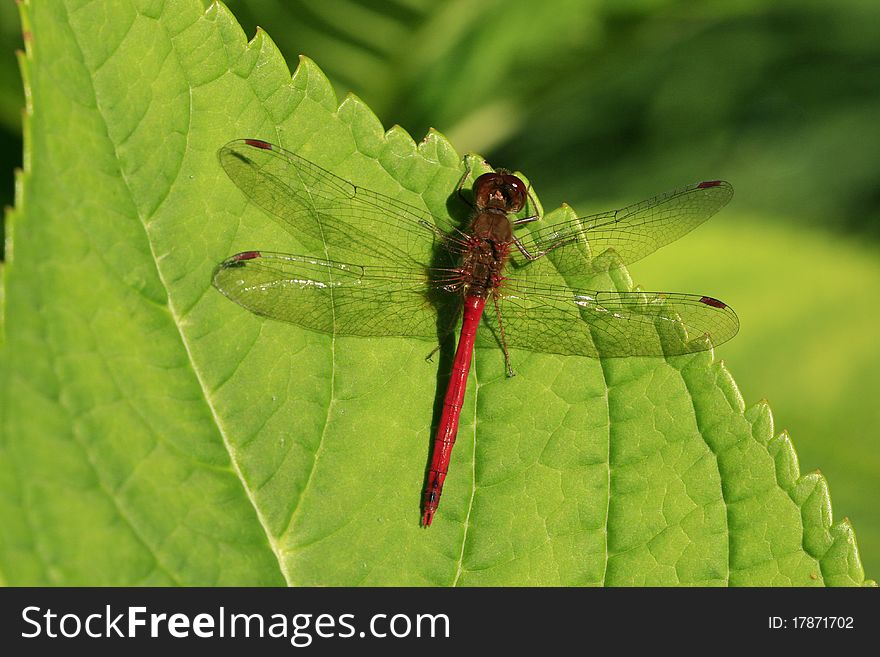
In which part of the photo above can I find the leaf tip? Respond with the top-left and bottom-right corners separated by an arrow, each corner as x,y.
744,399 -> 774,444
768,430 -> 799,492
204,0 -> 225,19
382,124 -> 418,157
337,92 -> 385,152
417,128 -> 459,166
291,55 -> 338,111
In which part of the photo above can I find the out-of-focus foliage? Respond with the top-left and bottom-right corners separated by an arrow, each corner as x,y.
0,0 -> 25,222
0,0 -> 23,133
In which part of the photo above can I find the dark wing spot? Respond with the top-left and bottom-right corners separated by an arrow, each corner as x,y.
697,180 -> 723,189
244,139 -> 273,150
699,295 -> 727,309
233,250 -> 262,261
223,251 -> 263,267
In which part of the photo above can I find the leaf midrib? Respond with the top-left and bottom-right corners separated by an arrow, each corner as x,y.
452,358 -> 480,586
66,9 -> 289,584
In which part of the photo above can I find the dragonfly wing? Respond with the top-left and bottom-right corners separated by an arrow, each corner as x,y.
219,139 -> 457,268
480,279 -> 739,357
213,251 -> 451,341
511,181 -> 733,280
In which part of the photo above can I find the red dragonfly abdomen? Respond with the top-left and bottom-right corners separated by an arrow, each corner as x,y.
421,294 -> 487,526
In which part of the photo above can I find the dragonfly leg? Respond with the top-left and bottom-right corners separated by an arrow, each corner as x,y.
511,234 -> 575,261
425,298 -> 463,362
425,344 -> 441,363
493,294 -> 515,378
525,181 -> 539,219
455,160 -> 478,210
511,183 -> 542,226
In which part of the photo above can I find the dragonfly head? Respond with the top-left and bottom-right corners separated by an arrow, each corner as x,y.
473,171 -> 527,214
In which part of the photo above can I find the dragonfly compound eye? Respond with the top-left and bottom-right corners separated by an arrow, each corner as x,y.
473,172 -> 527,213
500,174 -> 527,213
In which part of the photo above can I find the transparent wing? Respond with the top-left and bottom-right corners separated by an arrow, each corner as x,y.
216,141 -> 737,357
212,251 -> 459,340
219,139 -> 460,268
213,252 -> 737,358
478,278 -> 739,357
510,181 -> 733,280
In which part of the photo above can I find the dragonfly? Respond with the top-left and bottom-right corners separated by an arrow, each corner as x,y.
212,138 -> 738,527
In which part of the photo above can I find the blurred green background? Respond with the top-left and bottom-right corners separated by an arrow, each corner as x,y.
1,0 -> 877,576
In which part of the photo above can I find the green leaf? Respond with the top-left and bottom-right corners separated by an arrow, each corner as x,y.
633,215 -> 880,577
0,0 -> 872,586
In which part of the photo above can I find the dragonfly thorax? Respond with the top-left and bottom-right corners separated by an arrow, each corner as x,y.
468,209 -> 514,244
459,210 -> 512,298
